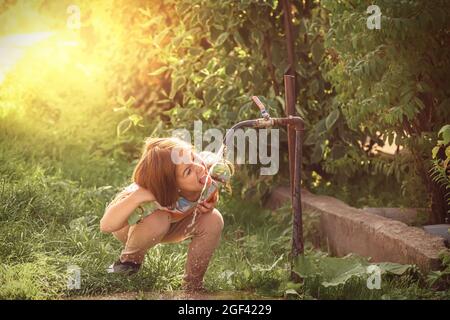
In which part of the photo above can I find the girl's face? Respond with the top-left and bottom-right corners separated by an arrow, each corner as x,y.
175,148 -> 208,193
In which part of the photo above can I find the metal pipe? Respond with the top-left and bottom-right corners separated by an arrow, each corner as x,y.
284,74 -> 304,281
284,75 -> 297,197
223,119 -> 258,148
221,108 -> 305,282
281,0 -> 296,77
251,96 -> 271,120
292,130 -> 304,256
221,116 -> 304,157
224,116 -> 304,132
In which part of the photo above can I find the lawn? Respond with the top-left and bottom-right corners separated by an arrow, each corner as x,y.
1,105 -> 448,299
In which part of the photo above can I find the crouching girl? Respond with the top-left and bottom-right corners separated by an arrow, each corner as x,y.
100,137 -> 230,292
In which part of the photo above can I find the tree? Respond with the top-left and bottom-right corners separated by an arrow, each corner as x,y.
320,0 -> 450,222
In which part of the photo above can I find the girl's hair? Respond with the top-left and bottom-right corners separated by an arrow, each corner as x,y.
107,136 -> 193,210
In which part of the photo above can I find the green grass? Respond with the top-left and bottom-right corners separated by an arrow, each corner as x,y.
0,94 -> 449,300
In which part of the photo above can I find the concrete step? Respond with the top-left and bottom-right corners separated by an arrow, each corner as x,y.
265,186 -> 449,273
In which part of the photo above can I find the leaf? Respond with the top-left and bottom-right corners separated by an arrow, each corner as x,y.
148,66 -> 169,76
432,146 -> 440,159
299,19 -> 307,35
156,99 -> 172,105
253,30 -> 264,48
400,89 -> 414,105
295,252 -> 417,290
225,63 -> 236,76
311,41 -> 325,64
202,109 -> 212,120
293,254 -> 317,278
438,125 -> 450,145
330,144 -> 346,159
172,35 -> 184,47
113,106 -> 126,113
275,96 -> 285,110
309,79 -> 320,96
128,114 -> 143,126
117,118 -> 132,136
318,255 -> 368,285
215,32 -> 229,46
188,47 -> 203,57
321,263 -> 367,287
311,142 -> 325,163
125,96 -> 136,108
284,289 -> 301,298
223,87 -> 235,100
213,23 -> 225,31
241,70 -> 251,87
169,76 -> 186,99
303,132 -> 317,146
315,118 -> 327,136
297,63 -> 307,78
233,31 -> 246,48
326,110 -> 339,130
351,36 -> 358,50
377,262 -> 414,276
413,97 -> 426,110
285,281 -> 302,291
204,87 -> 218,105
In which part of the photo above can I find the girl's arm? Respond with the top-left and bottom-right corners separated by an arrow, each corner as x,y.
100,186 -> 155,233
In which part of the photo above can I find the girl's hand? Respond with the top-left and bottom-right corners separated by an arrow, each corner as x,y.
197,191 -> 219,214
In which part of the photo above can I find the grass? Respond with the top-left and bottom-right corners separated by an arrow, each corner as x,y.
0,80 -> 449,300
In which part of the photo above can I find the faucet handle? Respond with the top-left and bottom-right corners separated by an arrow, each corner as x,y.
251,96 -> 270,120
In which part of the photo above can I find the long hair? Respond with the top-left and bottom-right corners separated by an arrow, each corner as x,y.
107,137 -> 193,210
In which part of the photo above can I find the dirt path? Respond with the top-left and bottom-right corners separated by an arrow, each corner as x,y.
68,290 -> 282,300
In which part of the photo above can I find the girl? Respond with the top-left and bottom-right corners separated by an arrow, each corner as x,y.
100,137 -> 231,292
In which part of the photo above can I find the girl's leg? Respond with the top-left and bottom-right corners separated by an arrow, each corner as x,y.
112,225 -> 129,245
120,210 -> 172,264
161,208 -> 224,291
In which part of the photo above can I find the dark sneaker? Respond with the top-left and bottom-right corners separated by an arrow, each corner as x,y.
106,260 -> 141,275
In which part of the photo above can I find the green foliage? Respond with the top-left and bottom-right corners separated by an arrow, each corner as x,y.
288,249 -> 447,300
0,256 -> 66,300
96,0 -> 448,214
84,0 -> 333,201
1,0 -> 449,300
0,125 -> 447,299
430,125 -> 450,214
321,0 -> 450,219
427,250 -> 450,290
294,251 -> 419,288
41,0 -> 448,213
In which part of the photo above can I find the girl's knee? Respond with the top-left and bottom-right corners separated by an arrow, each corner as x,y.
200,209 -> 224,235
212,209 -> 224,232
112,225 -> 129,244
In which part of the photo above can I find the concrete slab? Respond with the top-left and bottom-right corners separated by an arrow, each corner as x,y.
265,186 -> 449,273
362,207 -> 423,225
